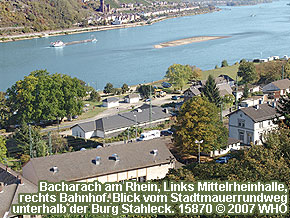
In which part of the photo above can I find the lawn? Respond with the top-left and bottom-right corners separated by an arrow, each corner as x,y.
202,64 -> 239,80
77,101 -> 106,120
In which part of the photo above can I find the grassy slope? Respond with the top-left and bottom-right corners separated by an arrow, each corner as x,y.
202,64 -> 239,80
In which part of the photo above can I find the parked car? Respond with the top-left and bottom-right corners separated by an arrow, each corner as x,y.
138,130 -> 160,141
162,82 -> 172,88
161,129 -> 174,136
171,96 -> 180,100
215,156 -> 230,164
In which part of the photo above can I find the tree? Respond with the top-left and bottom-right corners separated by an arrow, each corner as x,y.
168,129 -> 290,190
121,83 -> 129,94
256,61 -> 287,84
165,64 -> 192,90
6,70 -> 86,124
0,92 -> 10,128
137,85 -> 154,99
277,92 -> 290,128
221,60 -> 228,67
90,90 -> 101,102
103,83 -> 114,94
242,84 -> 249,99
238,61 -> 257,84
221,94 -> 235,108
189,65 -> 201,81
173,96 -> 228,156
202,75 -> 221,107
0,136 -> 7,164
13,123 -> 48,157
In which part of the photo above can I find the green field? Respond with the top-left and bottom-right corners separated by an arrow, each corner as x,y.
77,101 -> 106,120
202,64 -> 239,80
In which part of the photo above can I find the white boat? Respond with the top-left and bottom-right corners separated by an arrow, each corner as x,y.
50,40 -> 64,47
92,38 -> 98,43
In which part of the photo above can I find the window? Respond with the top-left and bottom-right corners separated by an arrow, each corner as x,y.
239,131 -> 245,142
238,119 -> 245,127
138,176 -> 146,182
268,121 -> 271,125
259,122 -> 263,128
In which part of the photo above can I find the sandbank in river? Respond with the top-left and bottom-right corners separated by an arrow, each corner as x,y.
154,36 -> 229,48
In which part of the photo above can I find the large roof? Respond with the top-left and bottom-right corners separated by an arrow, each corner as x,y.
76,120 -> 96,132
102,97 -> 119,103
239,103 -> 279,122
74,105 -> 170,133
23,139 -> 174,183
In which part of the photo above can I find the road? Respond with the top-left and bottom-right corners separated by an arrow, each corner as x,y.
42,94 -> 176,133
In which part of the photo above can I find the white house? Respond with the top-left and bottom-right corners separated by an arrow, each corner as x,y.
124,93 -> 140,103
228,103 -> 281,145
102,97 -> 119,108
233,84 -> 261,100
240,95 -> 267,108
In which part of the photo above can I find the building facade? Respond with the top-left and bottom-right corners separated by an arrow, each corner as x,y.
228,103 -> 280,145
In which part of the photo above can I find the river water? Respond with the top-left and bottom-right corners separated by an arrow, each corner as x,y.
1,0 -> 290,91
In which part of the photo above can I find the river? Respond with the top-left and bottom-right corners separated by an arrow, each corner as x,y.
0,0 -> 290,91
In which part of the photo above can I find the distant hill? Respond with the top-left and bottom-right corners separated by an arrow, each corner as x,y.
0,0 -> 92,34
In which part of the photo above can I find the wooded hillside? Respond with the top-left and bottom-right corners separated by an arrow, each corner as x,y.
0,0 -> 92,34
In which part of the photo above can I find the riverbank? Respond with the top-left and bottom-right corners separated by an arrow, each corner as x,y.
0,10 -> 216,43
154,36 -> 230,48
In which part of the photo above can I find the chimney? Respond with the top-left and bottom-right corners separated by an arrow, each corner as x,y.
254,105 -> 259,110
111,154 -> 120,162
95,156 -> 101,165
0,182 -> 4,193
272,102 -> 277,108
50,166 -> 59,173
17,176 -> 24,185
151,149 -> 158,156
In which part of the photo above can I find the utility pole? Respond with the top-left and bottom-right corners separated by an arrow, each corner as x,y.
220,102 -> 223,122
282,65 -> 285,80
149,84 -> 152,126
235,74 -> 238,110
134,115 -> 137,141
29,124 -> 33,158
48,131 -> 52,155
195,140 -> 203,164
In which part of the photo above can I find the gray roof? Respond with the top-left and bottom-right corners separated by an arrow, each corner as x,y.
217,83 -> 233,97
23,139 -> 174,183
125,93 -> 140,99
75,120 -> 96,132
103,97 -> 119,103
0,163 -> 37,218
240,103 -> 279,122
98,106 -> 170,132
227,137 -> 240,145
185,86 -> 201,96
263,79 -> 290,92
218,75 -> 235,82
74,105 -> 170,133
